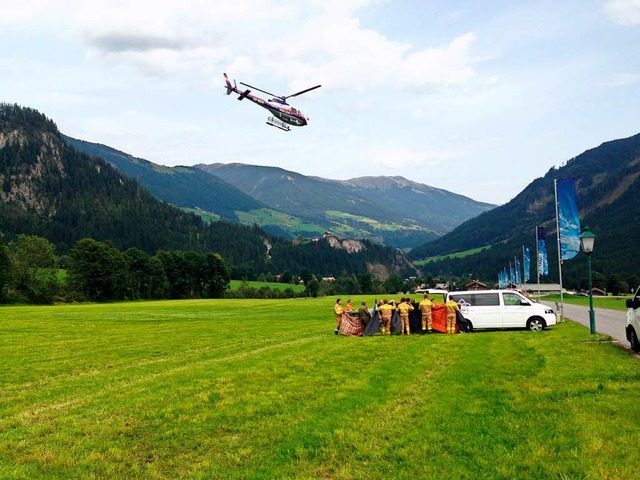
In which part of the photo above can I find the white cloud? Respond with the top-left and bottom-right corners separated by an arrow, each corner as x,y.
0,0 -> 48,24
402,32 -> 478,91
604,0 -> 640,25
8,0 -> 488,95
371,147 -> 456,169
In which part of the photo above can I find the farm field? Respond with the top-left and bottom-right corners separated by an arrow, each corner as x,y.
1,298 -> 639,479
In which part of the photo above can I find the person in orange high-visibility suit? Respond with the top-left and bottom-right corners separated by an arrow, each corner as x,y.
418,293 -> 433,333
344,299 -> 356,314
334,298 -> 343,335
445,296 -> 460,334
377,299 -> 395,335
397,297 -> 414,335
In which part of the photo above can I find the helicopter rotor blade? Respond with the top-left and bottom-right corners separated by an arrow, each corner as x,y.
239,82 -> 281,99
284,85 -> 322,99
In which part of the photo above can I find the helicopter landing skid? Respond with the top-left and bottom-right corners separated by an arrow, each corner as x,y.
266,116 -> 290,131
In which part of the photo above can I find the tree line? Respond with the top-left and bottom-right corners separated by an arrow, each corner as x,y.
0,234 -> 451,305
0,235 -> 230,304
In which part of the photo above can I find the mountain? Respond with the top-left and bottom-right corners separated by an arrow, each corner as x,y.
409,133 -> 640,287
61,137 -> 495,249
63,136 -> 265,221
341,175 -> 495,232
197,163 -> 495,248
0,104 -> 416,279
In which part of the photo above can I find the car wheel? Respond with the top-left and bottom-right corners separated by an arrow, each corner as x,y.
527,316 -> 546,331
630,327 -> 640,353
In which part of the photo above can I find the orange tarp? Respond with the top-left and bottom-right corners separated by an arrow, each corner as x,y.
430,303 -> 459,334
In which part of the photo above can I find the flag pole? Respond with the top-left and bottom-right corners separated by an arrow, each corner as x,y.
536,226 -> 541,301
522,245 -> 527,293
554,179 -> 565,322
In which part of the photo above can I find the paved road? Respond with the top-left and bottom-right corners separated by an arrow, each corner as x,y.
541,301 -> 630,350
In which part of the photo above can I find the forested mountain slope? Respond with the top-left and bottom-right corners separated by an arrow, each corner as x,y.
198,163 -> 495,248
63,136 -> 265,221
0,104 -> 416,278
409,133 -> 640,286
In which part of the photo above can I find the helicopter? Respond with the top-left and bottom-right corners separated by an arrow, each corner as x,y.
224,73 -> 321,131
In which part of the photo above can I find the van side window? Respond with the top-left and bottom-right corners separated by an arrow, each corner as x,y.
475,293 -> 499,306
451,294 -> 475,306
503,293 -> 522,306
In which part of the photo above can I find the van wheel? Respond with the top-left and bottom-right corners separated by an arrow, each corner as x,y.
527,317 -> 546,331
630,328 -> 640,353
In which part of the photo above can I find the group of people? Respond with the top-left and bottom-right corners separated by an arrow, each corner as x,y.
333,294 -> 461,336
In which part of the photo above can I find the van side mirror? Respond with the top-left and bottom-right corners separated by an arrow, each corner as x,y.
627,299 -> 634,309
520,300 -> 531,306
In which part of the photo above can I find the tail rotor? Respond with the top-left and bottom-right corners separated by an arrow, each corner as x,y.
223,73 -> 234,95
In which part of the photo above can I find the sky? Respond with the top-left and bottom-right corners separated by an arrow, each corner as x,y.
2,0 -> 640,205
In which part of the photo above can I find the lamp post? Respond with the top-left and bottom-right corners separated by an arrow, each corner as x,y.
580,226 -> 597,335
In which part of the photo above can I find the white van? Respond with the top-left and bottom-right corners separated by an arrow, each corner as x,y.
449,289 -> 556,331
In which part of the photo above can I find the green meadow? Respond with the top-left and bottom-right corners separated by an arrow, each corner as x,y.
228,279 -> 306,292
414,245 -> 492,265
1,298 -> 639,479
543,293 -> 631,312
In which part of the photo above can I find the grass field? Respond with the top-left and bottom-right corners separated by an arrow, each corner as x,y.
228,280 -> 306,292
2,298 -> 639,479
235,208 -> 327,236
542,293 -> 631,311
414,245 -> 493,265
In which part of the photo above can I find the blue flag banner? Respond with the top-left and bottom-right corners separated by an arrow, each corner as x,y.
515,257 -> 521,284
510,264 -> 515,286
537,226 -> 549,276
523,246 -> 531,282
557,178 -> 581,260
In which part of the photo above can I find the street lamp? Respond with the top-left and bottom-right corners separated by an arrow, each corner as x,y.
580,226 -> 597,335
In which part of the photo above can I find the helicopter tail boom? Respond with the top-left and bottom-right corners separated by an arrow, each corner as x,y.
223,73 -> 234,95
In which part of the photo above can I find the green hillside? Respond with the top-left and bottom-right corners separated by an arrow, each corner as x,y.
409,133 -> 640,288
197,163 -> 493,248
63,136 -> 264,221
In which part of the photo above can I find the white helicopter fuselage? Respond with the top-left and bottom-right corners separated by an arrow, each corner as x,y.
224,73 -> 317,130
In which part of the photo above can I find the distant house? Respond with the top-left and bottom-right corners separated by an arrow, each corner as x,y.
591,287 -> 606,296
466,280 -> 487,291
322,276 -> 336,282
435,283 -> 450,291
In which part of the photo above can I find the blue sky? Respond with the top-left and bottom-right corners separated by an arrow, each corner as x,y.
2,0 -> 639,204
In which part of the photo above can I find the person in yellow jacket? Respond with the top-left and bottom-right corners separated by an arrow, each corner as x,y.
445,296 -> 460,334
397,297 -> 415,335
418,293 -> 433,333
377,299 -> 395,335
334,298 -> 343,335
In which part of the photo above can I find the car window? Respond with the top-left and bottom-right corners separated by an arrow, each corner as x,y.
450,294 -> 475,306
503,293 -> 523,306
475,293 -> 500,306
